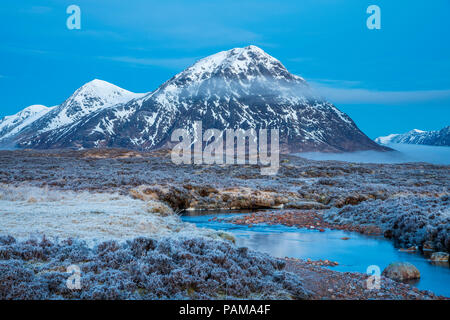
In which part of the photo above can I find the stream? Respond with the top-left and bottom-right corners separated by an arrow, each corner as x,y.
181,211 -> 450,297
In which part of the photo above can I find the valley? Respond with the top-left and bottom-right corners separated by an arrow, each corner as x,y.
0,148 -> 448,299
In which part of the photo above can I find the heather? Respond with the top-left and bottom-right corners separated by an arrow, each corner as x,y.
0,235 -> 309,300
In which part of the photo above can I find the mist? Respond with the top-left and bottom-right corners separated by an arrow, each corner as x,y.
296,143 -> 450,165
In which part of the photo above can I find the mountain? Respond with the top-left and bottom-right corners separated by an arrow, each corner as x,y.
33,79 -> 145,133
1,79 -> 145,147
375,127 -> 450,146
3,46 -> 386,153
0,105 -> 55,144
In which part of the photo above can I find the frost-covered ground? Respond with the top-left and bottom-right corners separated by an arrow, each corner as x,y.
0,148 -> 448,251
0,184 -> 216,244
0,148 -> 448,299
324,195 -> 449,252
0,236 -> 308,300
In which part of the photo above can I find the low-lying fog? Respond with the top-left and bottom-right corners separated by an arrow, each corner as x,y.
297,143 -> 450,165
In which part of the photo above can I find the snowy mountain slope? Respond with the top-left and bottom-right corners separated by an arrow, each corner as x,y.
375,127 -> 450,146
8,46 -> 385,153
28,79 -> 145,134
0,105 -> 54,142
4,80 -> 145,146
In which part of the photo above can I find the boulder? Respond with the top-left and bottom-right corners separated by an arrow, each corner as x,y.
422,241 -> 435,251
216,231 -> 236,244
430,252 -> 449,262
382,262 -> 420,282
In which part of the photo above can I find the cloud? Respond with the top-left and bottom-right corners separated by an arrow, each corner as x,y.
309,80 -> 450,104
98,56 -> 200,69
309,78 -> 362,87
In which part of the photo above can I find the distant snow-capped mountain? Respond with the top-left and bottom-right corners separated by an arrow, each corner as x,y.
0,105 -> 54,142
2,46 -> 386,152
375,126 -> 450,146
35,79 -> 145,134
0,79 -> 145,146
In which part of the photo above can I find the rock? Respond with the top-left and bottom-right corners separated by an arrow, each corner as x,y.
382,262 -> 421,282
422,241 -> 435,251
216,231 -> 236,244
430,252 -> 449,262
130,184 -> 289,211
130,184 -> 191,210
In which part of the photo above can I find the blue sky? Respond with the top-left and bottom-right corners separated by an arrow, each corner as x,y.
0,0 -> 449,138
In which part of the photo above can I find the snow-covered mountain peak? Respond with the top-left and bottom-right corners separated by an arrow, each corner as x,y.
375,126 -> 450,146
20,104 -> 50,114
0,105 -> 50,127
118,46 -> 380,153
150,45 -> 311,114
70,79 -> 144,108
37,80 -> 146,133
79,79 -> 129,93
2,47 -> 385,153
0,80 -> 147,145
374,133 -> 400,145
166,45 -> 305,90
0,105 -> 54,141
189,45 -> 277,73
